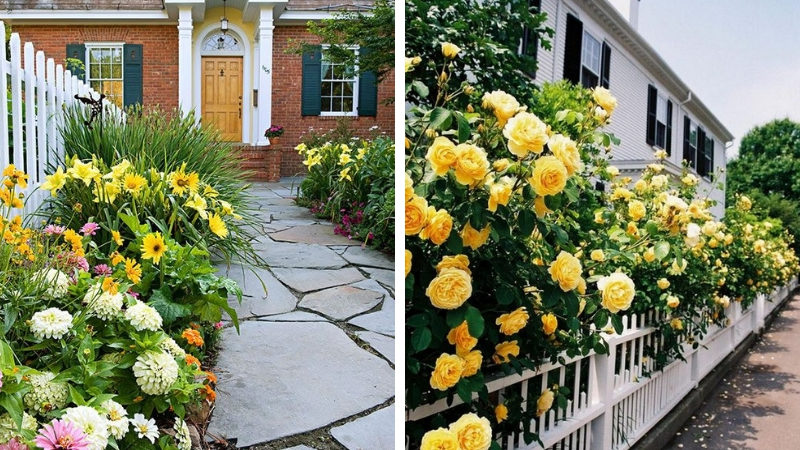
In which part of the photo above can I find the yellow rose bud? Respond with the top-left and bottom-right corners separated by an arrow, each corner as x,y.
487,178 -> 513,212
429,353 -> 465,390
492,158 -> 510,172
666,295 -> 680,308
492,340 -> 520,364
548,251 -> 583,292
529,155 -> 568,197
496,307 -> 529,335
670,318 -> 683,331
657,278 -> 670,289
405,250 -> 412,277
534,196 -> 552,218
426,136 -> 458,176
590,249 -> 605,262
461,222 -> 491,250
421,428 -> 459,450
453,144 -> 490,186
643,247 -> 656,263
419,208 -> 453,245
405,195 -> 429,235
447,321 -> 478,353
597,272 -> 635,313
495,404 -> 508,423
634,179 -> 648,193
426,268 -> 472,310
449,413 -> 492,450
405,173 -> 414,202
502,111 -> 549,158
437,254 -> 471,274
441,42 -> 461,59
541,313 -> 558,335
536,389 -> 555,417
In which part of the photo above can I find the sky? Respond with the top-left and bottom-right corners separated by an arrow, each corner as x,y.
633,0 -> 800,160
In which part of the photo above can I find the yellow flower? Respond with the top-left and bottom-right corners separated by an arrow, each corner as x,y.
534,196 -> 551,218
459,349 -> 483,377
338,151 -> 352,166
541,313 -> 558,335
111,230 -> 123,246
426,268 -> 472,310
125,258 -> 142,284
426,136 -> 458,176
405,173 -> 414,202
447,321 -> 477,353
495,404 -> 508,423
670,318 -> 683,330
122,173 -> 147,194
339,167 -> 353,181
460,222 -> 490,250
405,195 -> 429,235
657,278 -> 670,290
110,251 -> 124,266
41,167 -> 67,196
420,428 -> 459,450
487,177 -> 513,212
405,250 -> 412,277
682,174 -> 699,186
668,258 -> 688,275
93,180 -> 121,203
634,179 -> 648,193
208,213 -> 229,238
104,159 -> 131,182
436,254 -> 471,275
529,156 -> 568,197
597,272 -> 635,313
590,249 -> 605,262
667,295 -> 680,308
592,86 -> 617,115
441,42 -> 461,59
548,251 -> 583,292
419,208 -> 453,245
185,193 -> 209,219
496,307 -> 529,335
482,90 -> 524,127
203,185 -> 219,198
549,134 -> 582,175
628,200 -> 646,222
102,277 -> 119,295
429,353 -> 465,391
611,187 -> 633,201
141,232 -> 167,264
67,159 -> 100,186
754,239 -> 766,254
643,247 -> 656,263
453,144 -> 490,186
536,389 -> 554,417
492,158 -> 510,171
449,413 -> 492,450
492,340 -> 520,364
654,149 -> 668,160
168,165 -> 200,195
737,195 -> 752,211
502,111 -> 548,158
606,165 -> 619,178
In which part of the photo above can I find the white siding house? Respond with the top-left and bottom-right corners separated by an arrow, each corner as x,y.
531,0 -> 733,217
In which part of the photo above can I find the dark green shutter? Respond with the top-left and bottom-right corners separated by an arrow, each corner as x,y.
563,13 -> 583,84
301,46 -> 322,116
123,44 -> 143,107
357,47 -> 377,117
646,84 -> 657,145
65,44 -> 85,79
696,127 -> 705,173
600,42 -> 611,88
683,115 -> 692,164
665,100 -> 673,155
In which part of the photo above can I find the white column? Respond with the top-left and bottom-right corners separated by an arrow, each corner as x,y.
256,6 -> 274,146
177,6 -> 193,115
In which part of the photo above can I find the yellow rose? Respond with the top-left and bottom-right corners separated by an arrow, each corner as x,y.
495,404 -> 508,423
754,239 -> 766,254
577,278 -> 587,295
643,247 -> 656,263
421,428 -> 459,450
487,178 -> 513,212
597,271 -> 635,313
426,136 -> 458,176
458,349 -> 483,377
541,313 -> 557,335
668,258 -> 688,275
429,353 -> 465,391
667,295 -> 680,308
461,222 -> 491,250
654,149 -> 668,160
492,340 -> 520,364
670,318 -> 683,330
405,173 -> 414,202
534,195 -> 551,218
420,208 -> 453,245
657,278 -> 670,289
492,158 -> 510,171
682,174 -> 699,186
453,144 -> 490,186
449,413 -> 492,450
628,200 -> 646,222
437,254 -> 471,275
426,268 -> 472,310
441,42 -> 461,59
447,321 -> 478,353
482,90 -> 523,126
536,389 -> 555,417
590,249 -> 605,262
495,307 -> 529,335
529,156 -> 568,197
549,134 -> 582,175
405,195 -> 429,235
606,165 -> 619,177
548,251 -> 583,292
634,179 -> 648,193
611,187 -> 633,201
405,250 -> 412,277
626,221 -> 639,237
737,195 -> 752,211
502,111 -> 548,158
592,86 -> 617,115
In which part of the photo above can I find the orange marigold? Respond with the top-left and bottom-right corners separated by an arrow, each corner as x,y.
202,384 -> 216,402
182,329 -> 204,347
205,371 -> 218,384
185,354 -> 201,368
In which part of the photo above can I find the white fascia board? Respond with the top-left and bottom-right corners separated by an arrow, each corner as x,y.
0,9 -> 171,22
276,9 -> 373,24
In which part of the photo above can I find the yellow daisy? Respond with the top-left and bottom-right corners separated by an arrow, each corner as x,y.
168,165 -> 199,196
125,258 -> 142,284
111,230 -> 123,246
141,232 -> 167,264
122,173 -> 147,194
208,213 -> 228,238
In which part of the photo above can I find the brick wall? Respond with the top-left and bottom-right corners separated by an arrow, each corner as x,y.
272,26 -> 394,177
11,25 -> 178,110
237,145 -> 281,182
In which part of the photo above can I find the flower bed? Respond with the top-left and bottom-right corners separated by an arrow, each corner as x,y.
404,46 -> 798,449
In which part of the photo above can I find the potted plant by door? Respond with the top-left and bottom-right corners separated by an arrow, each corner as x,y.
265,125 -> 285,147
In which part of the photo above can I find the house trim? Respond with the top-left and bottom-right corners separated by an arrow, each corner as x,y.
0,10 -> 171,22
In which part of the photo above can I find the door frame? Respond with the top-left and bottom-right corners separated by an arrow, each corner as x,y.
193,23 -> 252,144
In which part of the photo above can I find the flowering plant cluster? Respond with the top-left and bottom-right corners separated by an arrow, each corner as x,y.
264,125 -> 285,138
0,165 -> 242,449
296,136 -> 395,250
405,45 -> 798,449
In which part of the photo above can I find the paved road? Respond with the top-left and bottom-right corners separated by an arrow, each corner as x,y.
666,292 -> 800,449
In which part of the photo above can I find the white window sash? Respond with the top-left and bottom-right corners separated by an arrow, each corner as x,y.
320,45 -> 359,116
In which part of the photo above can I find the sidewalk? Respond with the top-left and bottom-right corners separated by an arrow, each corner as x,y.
207,179 -> 395,449
666,292 -> 800,449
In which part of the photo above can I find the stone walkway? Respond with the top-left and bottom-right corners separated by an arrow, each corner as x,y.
207,179 -> 395,449
666,292 -> 800,449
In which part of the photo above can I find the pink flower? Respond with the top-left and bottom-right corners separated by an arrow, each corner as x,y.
79,222 -> 99,236
0,438 -> 28,450
43,225 -> 66,236
93,264 -> 112,276
34,419 -> 90,450
214,321 -> 224,329
127,289 -> 140,299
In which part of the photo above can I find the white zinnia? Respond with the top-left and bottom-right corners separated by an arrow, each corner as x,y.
23,372 -> 69,414
37,268 -> 71,298
129,413 -> 159,444
160,337 -> 186,359
30,307 -> 73,340
62,405 -> 110,450
125,301 -> 163,331
133,351 -> 179,395
174,417 -> 192,450
101,399 -> 129,439
84,284 -> 123,320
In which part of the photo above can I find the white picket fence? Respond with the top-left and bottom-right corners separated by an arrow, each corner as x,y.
0,21 -> 124,216
406,278 -> 798,450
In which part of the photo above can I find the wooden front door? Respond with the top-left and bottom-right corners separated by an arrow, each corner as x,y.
201,56 -> 243,141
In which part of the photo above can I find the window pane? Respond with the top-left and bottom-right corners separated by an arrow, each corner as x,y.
582,32 -> 601,74
321,81 -> 332,97
342,97 -> 353,112
102,49 -> 111,64
90,49 -> 100,64
90,63 -> 100,79
321,97 -> 332,112
111,63 -> 122,79
656,96 -> 668,122
333,82 -> 343,96
332,97 -> 342,111
112,48 -> 122,64
101,64 -> 111,78
321,62 -> 333,80
343,81 -> 353,97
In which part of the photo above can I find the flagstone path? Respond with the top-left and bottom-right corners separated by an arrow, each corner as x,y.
207,179 -> 395,449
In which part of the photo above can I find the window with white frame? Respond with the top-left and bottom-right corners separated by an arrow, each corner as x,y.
86,45 -> 124,108
320,47 -> 359,116
655,95 -> 668,148
580,31 -> 601,88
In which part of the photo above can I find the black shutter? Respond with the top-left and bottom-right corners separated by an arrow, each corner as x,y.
696,127 -> 706,173
665,100 -> 673,155
357,48 -> 378,117
707,138 -> 715,176
600,41 -> 611,88
301,46 -> 322,116
65,44 -> 85,79
123,44 -> 143,107
646,84 -> 657,145
563,13 -> 583,84
521,0 -> 541,77
683,116 -> 692,164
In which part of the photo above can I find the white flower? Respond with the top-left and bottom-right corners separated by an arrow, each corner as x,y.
62,406 -> 110,450
651,174 -> 670,189
23,372 -> 69,414
0,412 -> 37,443
130,413 -> 159,444
174,417 -> 192,450
38,268 -> 71,298
101,399 -> 129,439
30,307 -> 73,340
685,223 -> 701,247
124,301 -> 163,331
160,337 -> 186,359
84,284 -> 123,320
133,351 -> 179,395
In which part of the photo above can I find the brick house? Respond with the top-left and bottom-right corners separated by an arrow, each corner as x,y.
0,0 -> 394,181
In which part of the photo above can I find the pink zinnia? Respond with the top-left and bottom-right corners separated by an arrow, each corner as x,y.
93,264 -> 112,276
0,438 -> 27,450
127,289 -> 140,299
34,419 -> 90,450
43,225 -> 66,236
214,321 -> 224,329
79,222 -> 99,236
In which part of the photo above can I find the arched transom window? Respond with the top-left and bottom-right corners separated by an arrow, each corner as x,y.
201,31 -> 243,53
